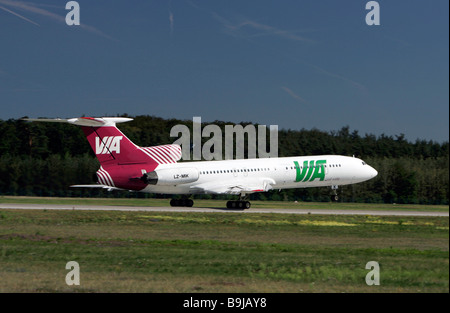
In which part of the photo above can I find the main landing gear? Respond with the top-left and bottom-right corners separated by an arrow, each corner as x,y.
226,200 -> 251,209
169,194 -> 252,209
226,193 -> 251,209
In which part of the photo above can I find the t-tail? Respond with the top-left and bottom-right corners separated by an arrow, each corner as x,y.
23,117 -> 182,189
80,117 -> 150,166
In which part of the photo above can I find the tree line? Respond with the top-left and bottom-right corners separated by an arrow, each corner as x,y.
0,116 -> 448,204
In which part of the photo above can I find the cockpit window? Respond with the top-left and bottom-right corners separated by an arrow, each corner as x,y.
362,162 -> 366,165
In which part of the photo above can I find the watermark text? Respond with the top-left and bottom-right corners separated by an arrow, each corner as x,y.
170,116 -> 278,161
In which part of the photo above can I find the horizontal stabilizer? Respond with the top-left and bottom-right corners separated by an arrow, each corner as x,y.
23,117 -> 133,127
70,184 -> 123,191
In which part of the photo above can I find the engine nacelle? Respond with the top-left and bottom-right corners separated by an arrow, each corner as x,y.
142,167 -> 199,185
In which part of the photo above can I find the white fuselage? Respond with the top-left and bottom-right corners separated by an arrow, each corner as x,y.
141,155 -> 378,195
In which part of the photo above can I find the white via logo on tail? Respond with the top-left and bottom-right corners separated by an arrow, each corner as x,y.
95,136 -> 123,154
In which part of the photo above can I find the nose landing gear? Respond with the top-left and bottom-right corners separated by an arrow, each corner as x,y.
330,185 -> 339,202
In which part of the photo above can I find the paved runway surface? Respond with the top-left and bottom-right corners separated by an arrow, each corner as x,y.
0,203 -> 448,217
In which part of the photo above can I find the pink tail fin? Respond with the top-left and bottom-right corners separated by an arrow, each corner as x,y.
79,118 -> 182,166
24,116 -> 182,167
81,126 -> 152,166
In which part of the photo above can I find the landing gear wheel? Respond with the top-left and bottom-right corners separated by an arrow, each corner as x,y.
330,185 -> 339,202
226,200 -> 251,209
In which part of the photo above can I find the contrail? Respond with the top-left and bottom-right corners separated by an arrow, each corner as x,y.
281,86 -> 307,104
0,5 -> 39,26
169,10 -> 174,35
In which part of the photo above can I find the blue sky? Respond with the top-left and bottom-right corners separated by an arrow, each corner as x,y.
0,0 -> 448,142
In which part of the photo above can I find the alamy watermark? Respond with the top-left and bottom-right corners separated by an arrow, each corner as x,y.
365,261 -> 380,286
170,116 -> 278,161
65,2 -> 379,28
65,261 -> 80,286
366,1 -> 380,26
65,1 -> 80,26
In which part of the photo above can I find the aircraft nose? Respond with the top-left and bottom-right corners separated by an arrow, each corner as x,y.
368,165 -> 378,178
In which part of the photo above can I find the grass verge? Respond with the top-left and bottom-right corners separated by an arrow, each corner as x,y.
0,208 -> 448,292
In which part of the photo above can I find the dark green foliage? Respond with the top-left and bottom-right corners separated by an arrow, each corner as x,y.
0,117 -> 448,204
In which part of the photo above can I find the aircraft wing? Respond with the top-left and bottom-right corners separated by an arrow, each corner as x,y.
190,178 -> 275,195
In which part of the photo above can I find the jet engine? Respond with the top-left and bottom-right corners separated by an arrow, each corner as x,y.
141,167 -> 199,185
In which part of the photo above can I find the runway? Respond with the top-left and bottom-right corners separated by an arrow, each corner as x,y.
0,203 -> 448,217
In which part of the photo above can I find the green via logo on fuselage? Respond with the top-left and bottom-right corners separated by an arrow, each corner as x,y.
294,160 -> 326,182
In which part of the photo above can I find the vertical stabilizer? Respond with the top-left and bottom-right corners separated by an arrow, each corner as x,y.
81,124 -> 151,166
23,117 -> 182,167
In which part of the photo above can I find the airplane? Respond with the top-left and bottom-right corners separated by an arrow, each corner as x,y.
24,117 -> 378,209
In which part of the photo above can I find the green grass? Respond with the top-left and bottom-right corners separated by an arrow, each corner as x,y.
0,206 -> 448,292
